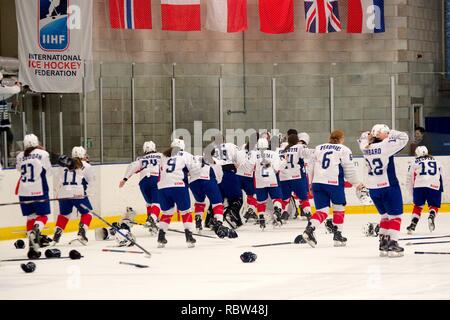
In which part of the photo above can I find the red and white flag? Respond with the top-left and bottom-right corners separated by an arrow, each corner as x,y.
205,0 -> 248,33
259,0 -> 294,34
109,0 -> 152,29
161,0 -> 201,31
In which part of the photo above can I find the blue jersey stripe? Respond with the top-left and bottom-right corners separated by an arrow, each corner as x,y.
126,0 -> 133,29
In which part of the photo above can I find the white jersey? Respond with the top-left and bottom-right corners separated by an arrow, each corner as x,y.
236,149 -> 254,177
56,160 -> 94,198
213,143 -> 238,166
358,130 -> 409,189
278,144 -> 314,181
249,149 -> 281,189
311,143 -> 359,186
158,151 -> 195,189
189,156 -> 212,183
16,148 -> 52,197
123,153 -> 161,181
406,156 -> 444,192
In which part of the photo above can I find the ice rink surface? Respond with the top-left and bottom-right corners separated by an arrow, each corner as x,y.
1,213 -> 450,300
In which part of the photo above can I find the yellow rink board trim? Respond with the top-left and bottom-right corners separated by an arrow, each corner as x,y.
1,203 -> 449,241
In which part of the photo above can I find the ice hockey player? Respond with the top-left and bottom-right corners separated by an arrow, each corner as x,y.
358,124 -> 409,257
119,141 -> 161,235
278,133 -> 314,222
212,135 -> 244,229
156,139 -> 196,248
300,130 -> 363,248
406,146 -> 444,234
189,155 -> 237,238
236,140 -> 258,223
52,146 -> 95,245
249,137 -> 284,229
16,134 -> 52,258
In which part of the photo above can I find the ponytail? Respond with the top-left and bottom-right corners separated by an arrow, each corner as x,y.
284,134 -> 299,152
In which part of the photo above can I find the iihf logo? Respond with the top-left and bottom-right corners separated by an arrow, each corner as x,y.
39,0 -> 69,51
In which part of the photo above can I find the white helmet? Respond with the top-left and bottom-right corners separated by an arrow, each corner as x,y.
257,138 -> 269,150
371,124 -> 390,139
171,138 -> 185,150
415,146 -> 428,157
298,132 -> 310,145
72,146 -> 86,159
143,141 -> 156,153
23,134 -> 39,149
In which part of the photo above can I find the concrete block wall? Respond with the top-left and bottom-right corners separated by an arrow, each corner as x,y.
84,0 -> 445,158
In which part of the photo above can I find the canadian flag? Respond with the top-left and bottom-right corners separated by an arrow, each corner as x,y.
161,0 -> 201,31
205,0 -> 248,33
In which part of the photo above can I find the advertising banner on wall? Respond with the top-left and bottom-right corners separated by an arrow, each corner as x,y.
15,0 -> 94,93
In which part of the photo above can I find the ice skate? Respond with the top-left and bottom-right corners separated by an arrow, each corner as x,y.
195,215 -> 203,232
281,210 -> 290,221
333,230 -> 347,247
145,215 -> 159,236
325,218 -> 335,234
51,227 -> 63,246
28,225 -> 41,259
39,234 -> 52,248
258,214 -> 266,230
243,208 -> 257,223
388,240 -> 404,258
185,229 -> 196,248
406,217 -> 419,235
77,223 -> 88,245
428,211 -> 436,232
379,235 -> 389,257
302,225 -> 317,248
157,229 -> 167,248
273,207 -> 283,227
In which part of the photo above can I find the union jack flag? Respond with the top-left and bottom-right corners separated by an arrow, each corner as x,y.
304,0 -> 342,33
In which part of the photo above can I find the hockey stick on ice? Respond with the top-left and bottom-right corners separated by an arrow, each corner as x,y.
405,240 -> 450,246
119,261 -> 149,268
399,235 -> 450,241
128,221 -> 221,239
79,204 -> 152,258
0,196 -> 86,207
1,255 -> 84,262
415,251 -> 450,255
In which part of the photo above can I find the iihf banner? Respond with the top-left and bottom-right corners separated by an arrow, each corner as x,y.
15,0 -> 94,93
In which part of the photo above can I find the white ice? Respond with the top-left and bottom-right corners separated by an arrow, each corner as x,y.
1,214 -> 450,300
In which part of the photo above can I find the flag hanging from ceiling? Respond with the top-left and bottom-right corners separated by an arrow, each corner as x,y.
304,0 -> 342,33
259,0 -> 294,34
347,0 -> 385,33
205,0 -> 248,33
109,0 -> 152,29
161,0 -> 201,31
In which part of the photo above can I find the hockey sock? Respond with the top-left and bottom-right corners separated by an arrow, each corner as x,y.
34,215 -> 48,231
310,210 -> 328,228
332,211 -> 345,231
194,203 -> 206,216
388,216 -> 402,241
146,205 -> 152,217
212,204 -> 224,222
412,205 -> 423,220
150,205 -> 160,221
80,213 -> 93,228
181,212 -> 194,231
55,215 -> 69,231
301,200 -> 311,211
256,203 -> 266,215
26,215 -> 36,233
159,214 -> 172,232
247,195 -> 257,211
379,213 -> 389,236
